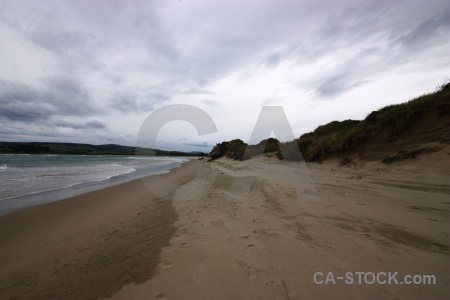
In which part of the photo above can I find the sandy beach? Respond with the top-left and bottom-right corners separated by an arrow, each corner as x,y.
2,1 -> 449,299
1,147 -> 449,299
0,160 -> 199,299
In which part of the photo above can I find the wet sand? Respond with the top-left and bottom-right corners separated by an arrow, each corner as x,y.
0,160 -> 200,300
1,147 -> 449,299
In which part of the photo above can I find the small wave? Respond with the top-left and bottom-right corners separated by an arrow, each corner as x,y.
104,167 -> 136,180
0,167 -> 138,202
48,167 -> 137,189
36,173 -> 74,177
0,165 -> 7,170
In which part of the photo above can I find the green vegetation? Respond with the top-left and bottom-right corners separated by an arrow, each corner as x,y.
209,82 -> 450,162
210,139 -> 247,160
0,142 -> 206,156
210,138 -> 282,161
296,82 -> 449,161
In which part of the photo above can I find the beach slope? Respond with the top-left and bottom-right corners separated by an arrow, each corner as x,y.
0,160 -> 200,300
110,148 -> 449,300
1,150 -> 449,299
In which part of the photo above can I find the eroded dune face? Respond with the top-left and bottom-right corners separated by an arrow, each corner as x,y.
1,146 -> 449,300
109,150 -> 449,300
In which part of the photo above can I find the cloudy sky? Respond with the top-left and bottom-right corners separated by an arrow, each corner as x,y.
1,0 -> 449,152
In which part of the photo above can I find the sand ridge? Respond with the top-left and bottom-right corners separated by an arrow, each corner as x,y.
1,148 -> 449,299
109,147 -> 450,300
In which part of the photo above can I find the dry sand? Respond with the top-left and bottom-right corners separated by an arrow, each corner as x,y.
1,147 -> 449,299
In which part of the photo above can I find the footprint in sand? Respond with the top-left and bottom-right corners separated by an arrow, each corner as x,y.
161,262 -> 173,270
248,267 -> 257,280
193,275 -> 202,283
180,242 -> 189,248
236,260 -> 258,280
155,293 -> 166,300
210,220 -> 224,227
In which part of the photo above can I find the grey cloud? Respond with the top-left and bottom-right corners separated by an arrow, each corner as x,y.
0,109 -> 44,123
110,93 -> 141,112
4,1 -> 449,88
299,1 -> 450,95
1,14 -> 101,72
52,120 -> 106,130
264,52 -> 282,68
0,84 -> 46,122
0,78 -> 98,122
261,98 -> 278,105
0,120 -> 106,141
155,140 -> 176,147
4,0 -> 447,103
0,0 -> 449,145
85,120 -> 105,129
30,30 -> 95,56
201,99 -> 219,106
397,10 -> 450,48
0,126 -> 64,138
147,92 -> 170,103
109,89 -> 171,113
184,141 -> 212,148
104,137 -> 124,143
184,88 -> 216,95
316,75 -> 369,97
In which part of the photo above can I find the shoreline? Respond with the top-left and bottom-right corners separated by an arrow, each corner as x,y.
0,157 -> 189,216
1,149 -> 449,299
0,159 -> 200,300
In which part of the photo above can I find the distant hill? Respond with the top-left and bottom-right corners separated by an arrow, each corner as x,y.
0,142 -> 207,157
210,82 -> 450,163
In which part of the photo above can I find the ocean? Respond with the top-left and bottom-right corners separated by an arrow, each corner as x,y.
0,154 -> 187,215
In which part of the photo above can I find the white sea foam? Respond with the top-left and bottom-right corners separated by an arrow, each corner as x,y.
0,154 -> 182,202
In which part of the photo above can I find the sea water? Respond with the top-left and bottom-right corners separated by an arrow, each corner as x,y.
0,154 -> 187,214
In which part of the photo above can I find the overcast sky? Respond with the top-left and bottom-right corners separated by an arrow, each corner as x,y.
1,0 -> 449,152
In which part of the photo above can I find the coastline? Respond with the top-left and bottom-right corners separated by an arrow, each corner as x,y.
1,148 -> 449,299
0,160 -> 200,300
0,157 -> 188,216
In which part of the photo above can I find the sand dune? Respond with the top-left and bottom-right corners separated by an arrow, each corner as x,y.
110,146 -> 449,299
1,147 -> 449,299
